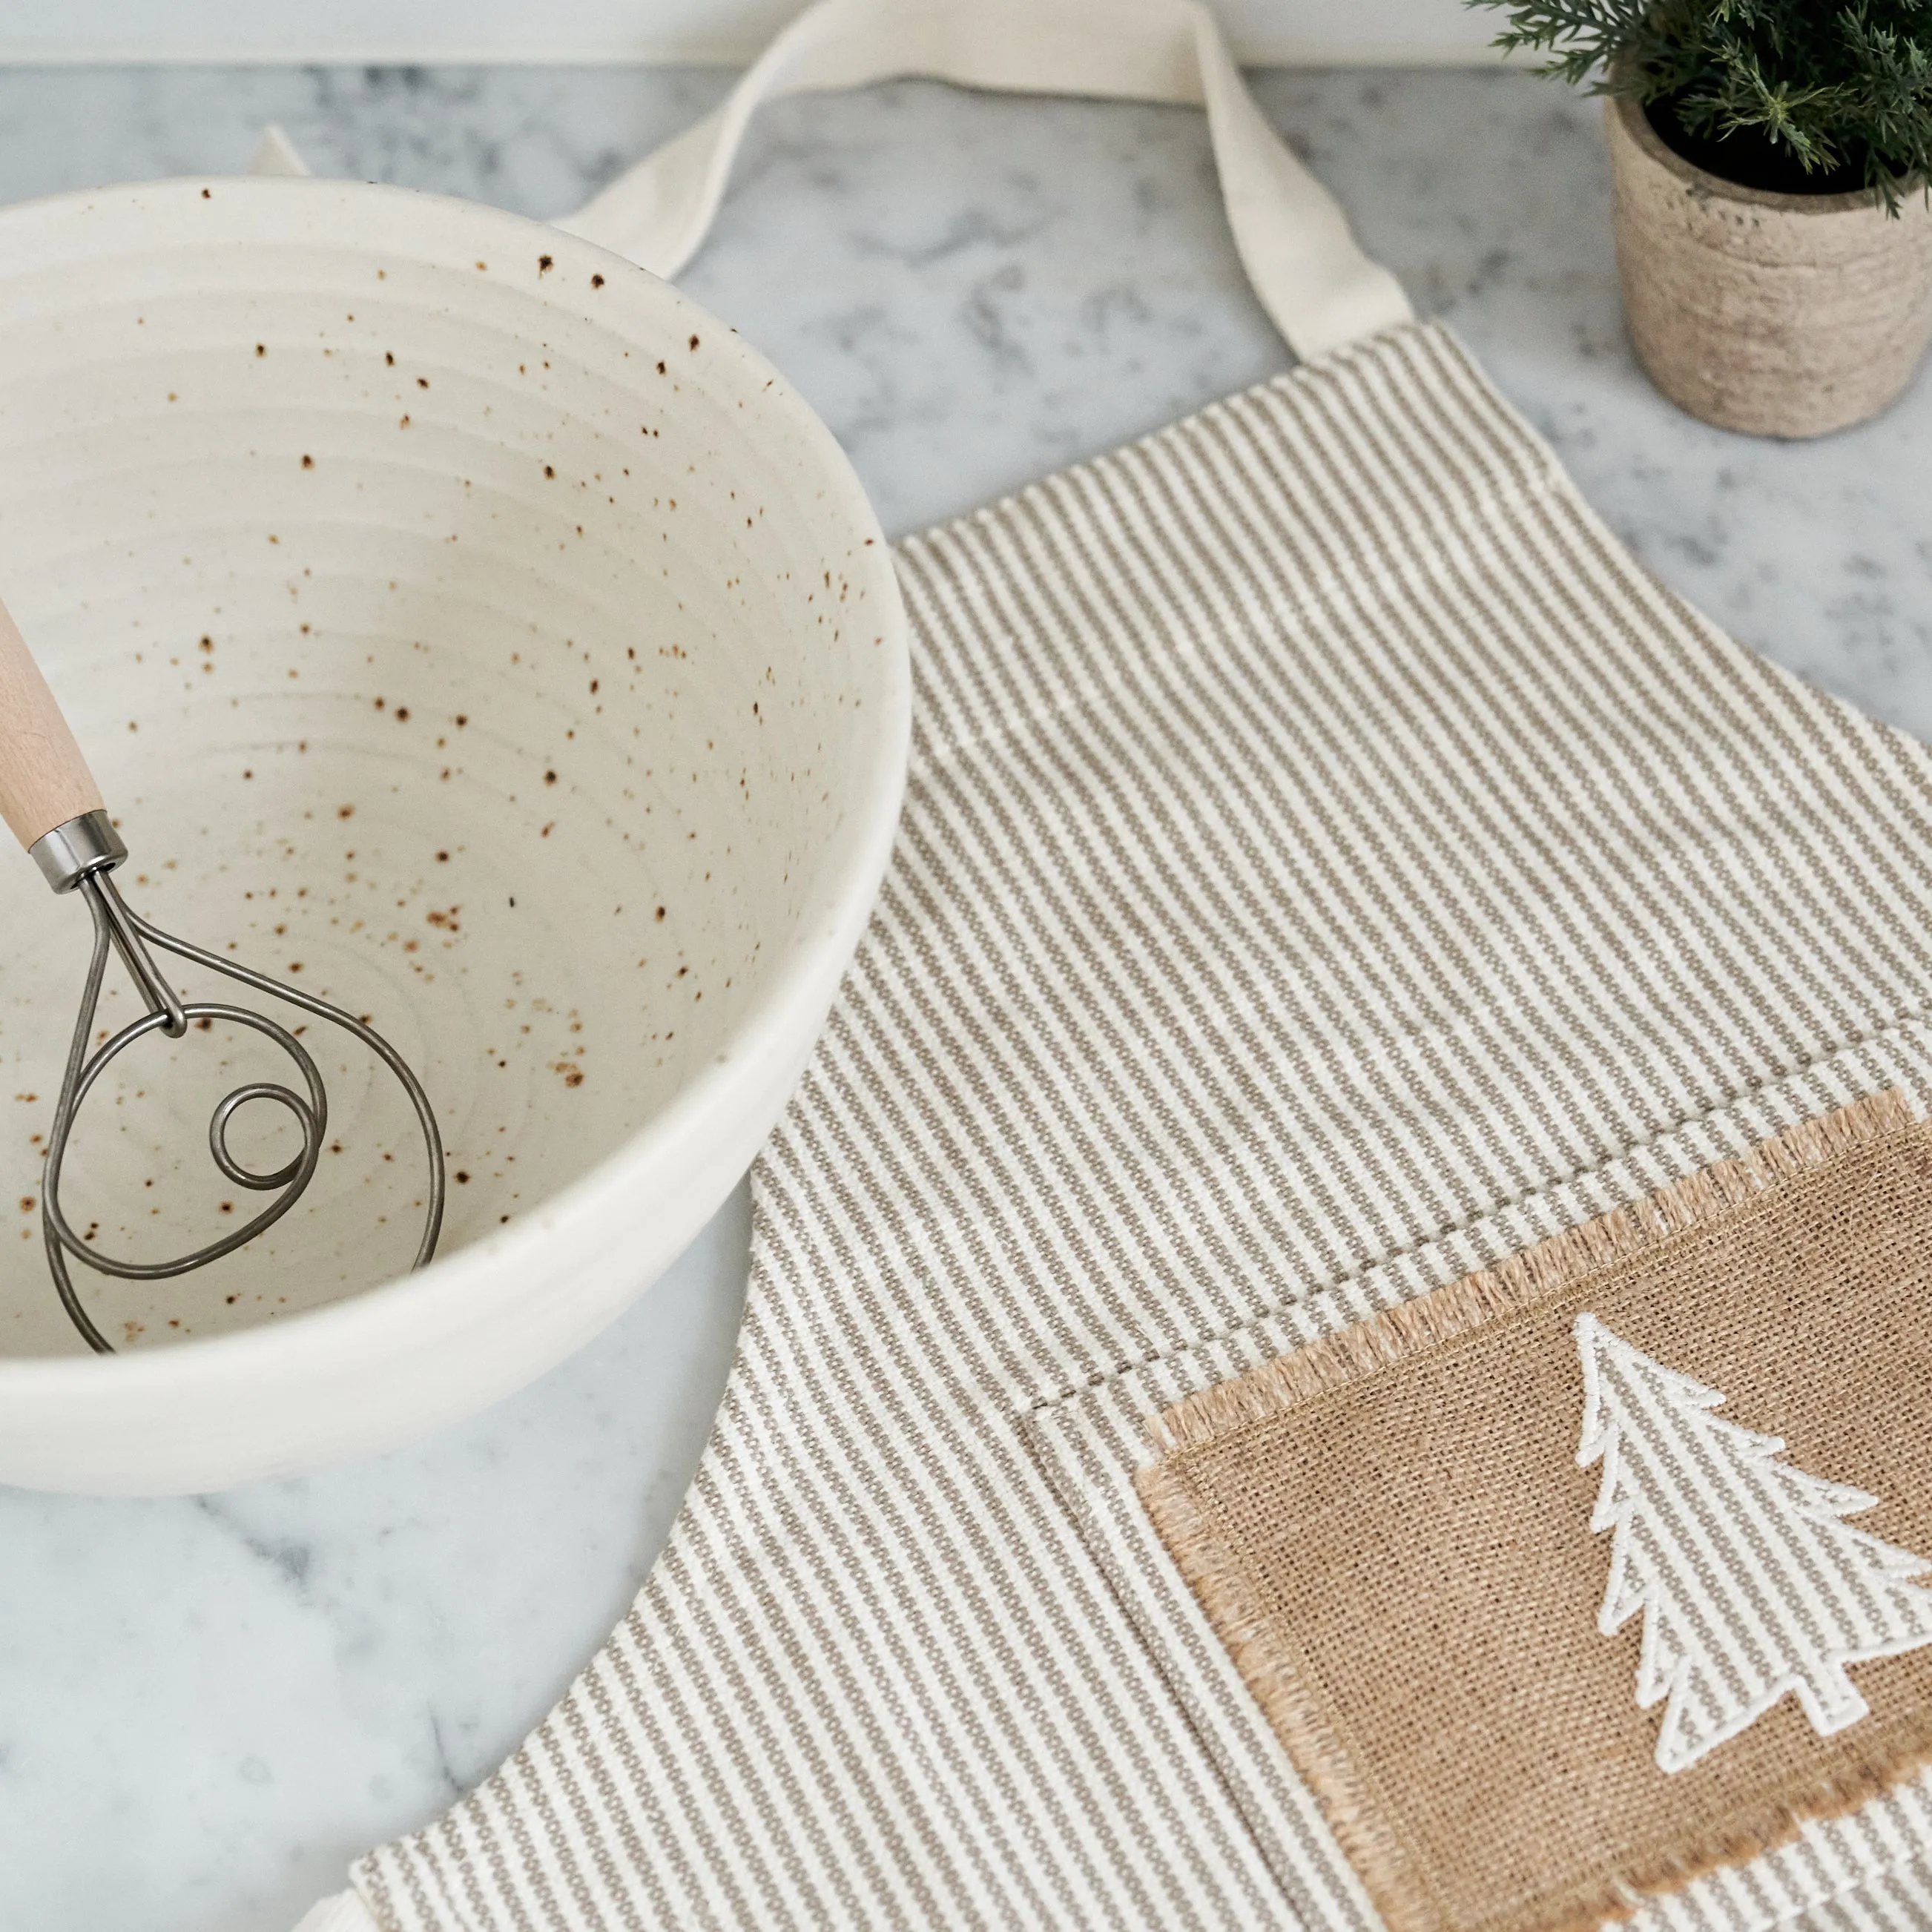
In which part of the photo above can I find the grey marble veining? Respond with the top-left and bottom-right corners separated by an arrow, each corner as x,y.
0,59 -> 1926,1932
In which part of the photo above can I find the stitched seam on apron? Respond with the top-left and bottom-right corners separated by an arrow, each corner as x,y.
1023,1006 -> 1932,1413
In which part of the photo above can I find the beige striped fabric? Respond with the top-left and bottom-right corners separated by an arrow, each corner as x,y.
353,318 -> 1932,1932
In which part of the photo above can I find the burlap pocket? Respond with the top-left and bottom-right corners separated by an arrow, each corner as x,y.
1136,1089 -> 1932,1932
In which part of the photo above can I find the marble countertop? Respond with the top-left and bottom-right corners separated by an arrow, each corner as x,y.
1,59 -> 1928,1932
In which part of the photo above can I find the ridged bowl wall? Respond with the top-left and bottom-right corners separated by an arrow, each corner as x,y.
0,177 -> 908,1492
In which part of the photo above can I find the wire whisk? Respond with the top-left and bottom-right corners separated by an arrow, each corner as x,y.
2,601 -> 444,1353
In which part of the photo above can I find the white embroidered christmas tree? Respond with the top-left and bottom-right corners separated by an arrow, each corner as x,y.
1573,1313 -> 1932,1772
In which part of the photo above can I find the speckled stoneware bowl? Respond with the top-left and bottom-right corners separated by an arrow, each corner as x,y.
0,177 -> 909,1493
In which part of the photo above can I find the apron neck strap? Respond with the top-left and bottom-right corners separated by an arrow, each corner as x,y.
556,0 -> 1414,362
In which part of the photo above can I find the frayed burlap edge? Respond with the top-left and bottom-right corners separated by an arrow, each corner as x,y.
1147,1088 -> 1913,1457
1135,1087 -> 1930,1932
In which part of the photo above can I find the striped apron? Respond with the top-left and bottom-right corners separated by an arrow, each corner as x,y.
306,4 -> 1932,1927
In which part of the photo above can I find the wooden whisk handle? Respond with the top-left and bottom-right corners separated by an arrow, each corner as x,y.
0,596 -> 105,853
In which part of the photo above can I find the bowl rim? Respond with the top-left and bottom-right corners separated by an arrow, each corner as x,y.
0,174 -> 911,1399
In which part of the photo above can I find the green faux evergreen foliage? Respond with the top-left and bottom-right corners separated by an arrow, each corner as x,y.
1466,0 -> 1932,209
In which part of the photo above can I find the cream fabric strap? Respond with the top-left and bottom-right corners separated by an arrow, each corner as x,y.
293,1893 -> 380,1932
553,0 -> 1411,360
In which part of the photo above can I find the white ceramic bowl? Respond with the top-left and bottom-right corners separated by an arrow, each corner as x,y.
0,177 -> 908,1493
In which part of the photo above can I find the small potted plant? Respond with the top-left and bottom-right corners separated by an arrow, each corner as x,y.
1467,0 -> 1932,438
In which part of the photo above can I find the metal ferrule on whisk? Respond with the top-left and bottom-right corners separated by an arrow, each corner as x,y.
28,805 -> 128,892
31,808 -> 188,1040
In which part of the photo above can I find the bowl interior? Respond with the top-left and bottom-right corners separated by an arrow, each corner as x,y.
0,179 -> 898,1356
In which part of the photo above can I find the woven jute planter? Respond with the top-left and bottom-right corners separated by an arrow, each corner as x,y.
1606,90 -> 1932,438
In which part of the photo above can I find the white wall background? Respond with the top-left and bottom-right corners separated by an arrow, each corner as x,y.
0,0 -> 1503,67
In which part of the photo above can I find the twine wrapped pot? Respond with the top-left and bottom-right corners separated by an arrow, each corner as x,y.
1606,90 -> 1932,438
